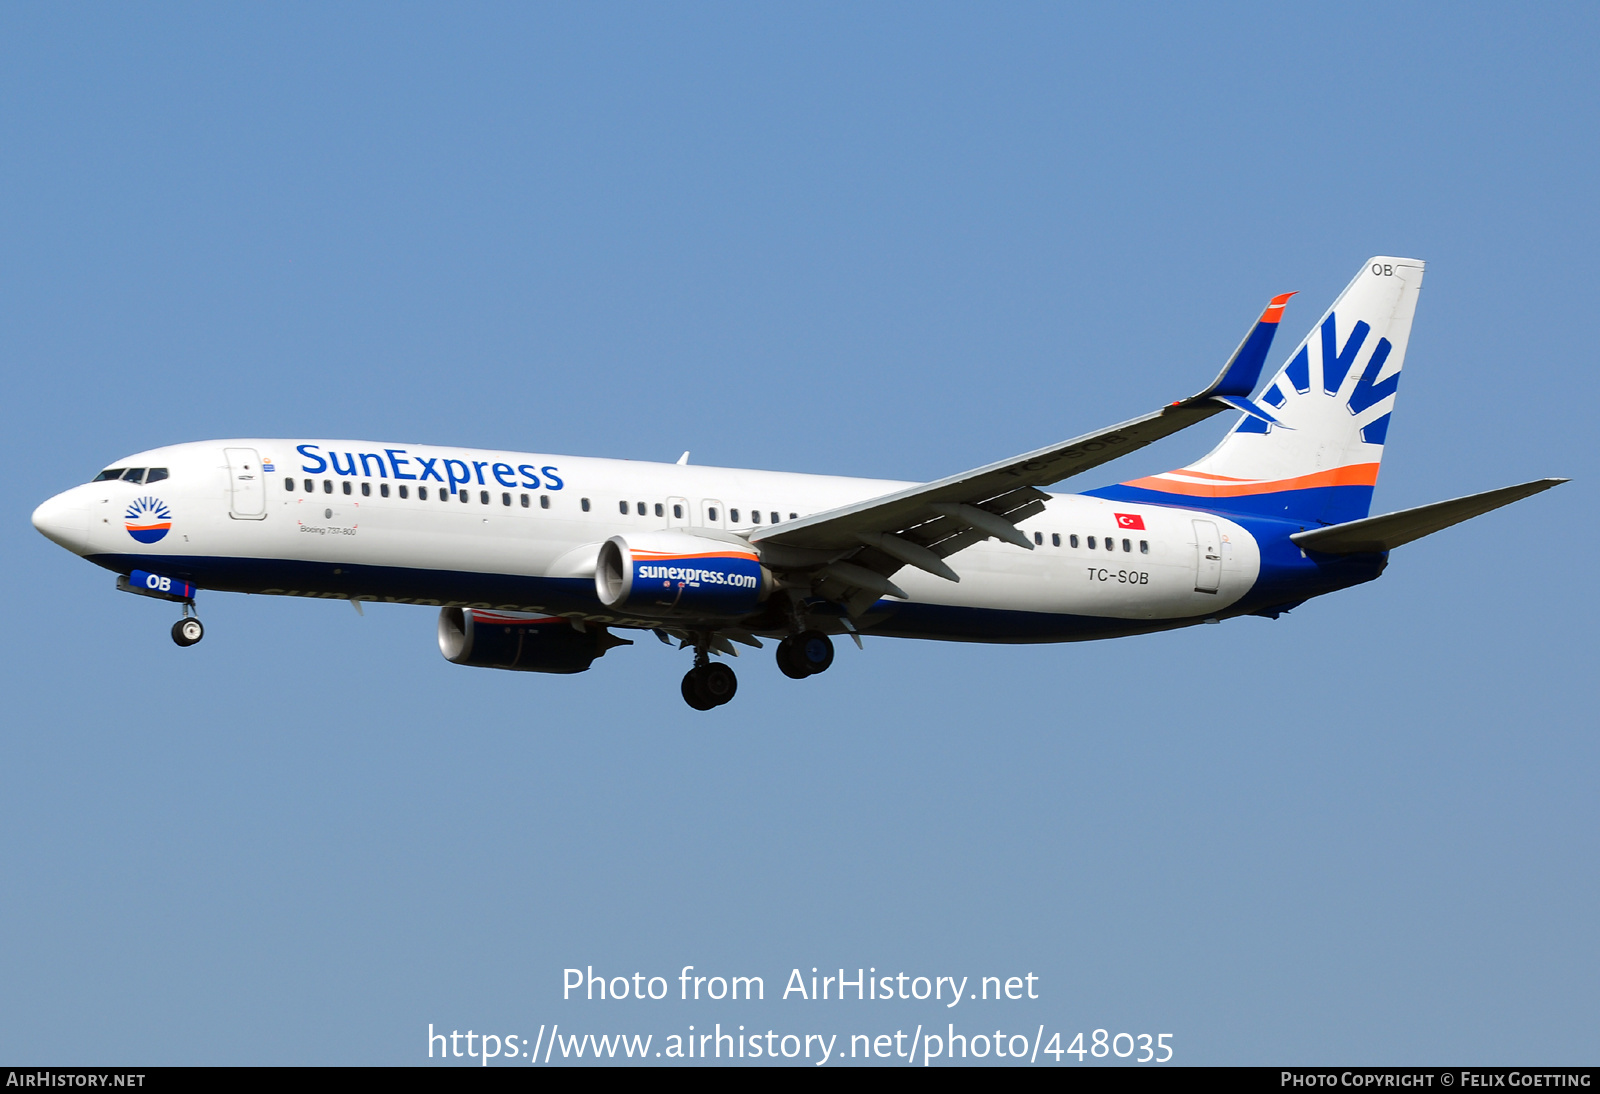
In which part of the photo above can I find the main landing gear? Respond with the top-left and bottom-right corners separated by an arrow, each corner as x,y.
676,628 -> 836,710
776,630 -> 833,679
681,634 -> 737,710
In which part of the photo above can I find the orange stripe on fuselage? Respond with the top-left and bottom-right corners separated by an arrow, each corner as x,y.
1121,463 -> 1380,498
630,549 -> 758,562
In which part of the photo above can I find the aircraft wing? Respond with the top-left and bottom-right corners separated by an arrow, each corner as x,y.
749,293 -> 1297,611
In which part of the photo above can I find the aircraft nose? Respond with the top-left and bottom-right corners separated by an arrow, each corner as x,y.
32,489 -> 90,553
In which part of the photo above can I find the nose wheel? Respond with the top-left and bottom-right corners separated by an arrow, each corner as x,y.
171,616 -> 205,647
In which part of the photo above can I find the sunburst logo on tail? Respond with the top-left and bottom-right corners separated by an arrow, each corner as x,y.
124,496 -> 172,543
1239,311 -> 1399,445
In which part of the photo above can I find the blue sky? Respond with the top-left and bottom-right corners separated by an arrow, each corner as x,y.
2,3 -> 1595,1065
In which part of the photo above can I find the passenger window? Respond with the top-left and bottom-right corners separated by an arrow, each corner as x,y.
1070,534 -> 1079,548
618,500 -> 628,514
1087,536 -> 1096,549
520,494 -> 529,508
502,492 -> 511,506
418,486 -> 428,500
285,478 -> 295,492
1122,538 -> 1131,552
672,503 -> 683,519
1052,533 -> 1061,547
708,507 -> 719,522
380,483 -> 390,497
145,468 -> 169,484
342,481 -> 352,495
540,495 -> 550,509
581,498 -> 591,512
399,485 -> 408,499
1106,538 -> 1115,551
789,512 -> 797,520
654,502 -> 663,517
1139,540 -> 1149,554
122,468 -> 146,483
770,512 -> 779,524
730,509 -> 740,523
323,480 -> 333,494
637,502 -> 646,516
751,510 -> 761,524
361,482 -> 371,497
93,469 -> 125,482
1034,531 -> 1043,545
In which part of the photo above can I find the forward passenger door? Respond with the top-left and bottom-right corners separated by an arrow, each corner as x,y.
225,447 -> 267,519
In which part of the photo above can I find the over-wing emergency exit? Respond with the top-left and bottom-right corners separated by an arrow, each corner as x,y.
31,257 -> 1565,709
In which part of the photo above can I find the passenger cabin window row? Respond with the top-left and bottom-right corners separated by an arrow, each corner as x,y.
1030,530 -> 1151,554
596,501 -> 799,524
274,475 -> 803,526
282,476 -> 552,508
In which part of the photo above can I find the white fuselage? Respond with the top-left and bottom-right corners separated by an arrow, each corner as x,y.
34,438 -> 1264,641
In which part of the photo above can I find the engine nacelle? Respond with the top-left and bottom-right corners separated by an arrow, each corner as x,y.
595,531 -> 772,619
438,607 -> 630,674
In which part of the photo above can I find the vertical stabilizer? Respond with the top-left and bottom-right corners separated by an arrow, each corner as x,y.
1096,257 -> 1424,525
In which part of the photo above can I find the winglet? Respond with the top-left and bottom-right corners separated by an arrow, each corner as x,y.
1186,291 -> 1298,402
1259,291 -> 1296,324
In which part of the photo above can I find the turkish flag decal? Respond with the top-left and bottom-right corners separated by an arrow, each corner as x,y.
1114,513 -> 1146,530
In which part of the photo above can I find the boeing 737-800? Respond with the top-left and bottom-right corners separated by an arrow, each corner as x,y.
31,257 -> 1564,709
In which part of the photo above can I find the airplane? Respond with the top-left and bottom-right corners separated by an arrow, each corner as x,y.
31,256 -> 1565,710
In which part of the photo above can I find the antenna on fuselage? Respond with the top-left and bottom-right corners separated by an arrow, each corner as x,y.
676,452 -> 690,465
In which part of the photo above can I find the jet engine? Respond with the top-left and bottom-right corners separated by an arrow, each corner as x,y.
438,607 -> 630,674
595,531 -> 772,619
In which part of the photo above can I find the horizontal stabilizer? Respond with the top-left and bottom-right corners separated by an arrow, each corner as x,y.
1290,478 -> 1567,554
1210,394 -> 1286,428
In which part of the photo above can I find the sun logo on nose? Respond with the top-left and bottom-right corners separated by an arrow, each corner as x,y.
124,496 -> 172,543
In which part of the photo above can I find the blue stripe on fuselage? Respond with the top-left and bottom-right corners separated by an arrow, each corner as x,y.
89,515 -> 1387,644
1085,481 -> 1377,526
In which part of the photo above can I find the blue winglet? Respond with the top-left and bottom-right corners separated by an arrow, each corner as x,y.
1190,292 -> 1297,400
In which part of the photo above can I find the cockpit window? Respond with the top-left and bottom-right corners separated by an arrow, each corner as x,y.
121,468 -> 147,483
145,468 -> 169,484
92,469 -> 125,482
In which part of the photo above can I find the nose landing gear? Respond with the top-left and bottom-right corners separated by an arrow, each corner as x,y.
170,600 -> 204,647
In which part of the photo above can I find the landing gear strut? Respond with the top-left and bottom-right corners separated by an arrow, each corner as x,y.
776,630 -> 833,678
681,633 -> 737,710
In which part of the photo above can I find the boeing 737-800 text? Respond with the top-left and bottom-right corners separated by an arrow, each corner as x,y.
31,257 -> 1564,708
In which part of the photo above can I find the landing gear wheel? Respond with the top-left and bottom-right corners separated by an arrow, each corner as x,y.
682,663 -> 737,709
776,637 -> 811,679
680,667 -> 716,710
700,662 -> 737,705
171,617 -> 204,647
777,630 -> 834,677
682,668 -> 716,710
